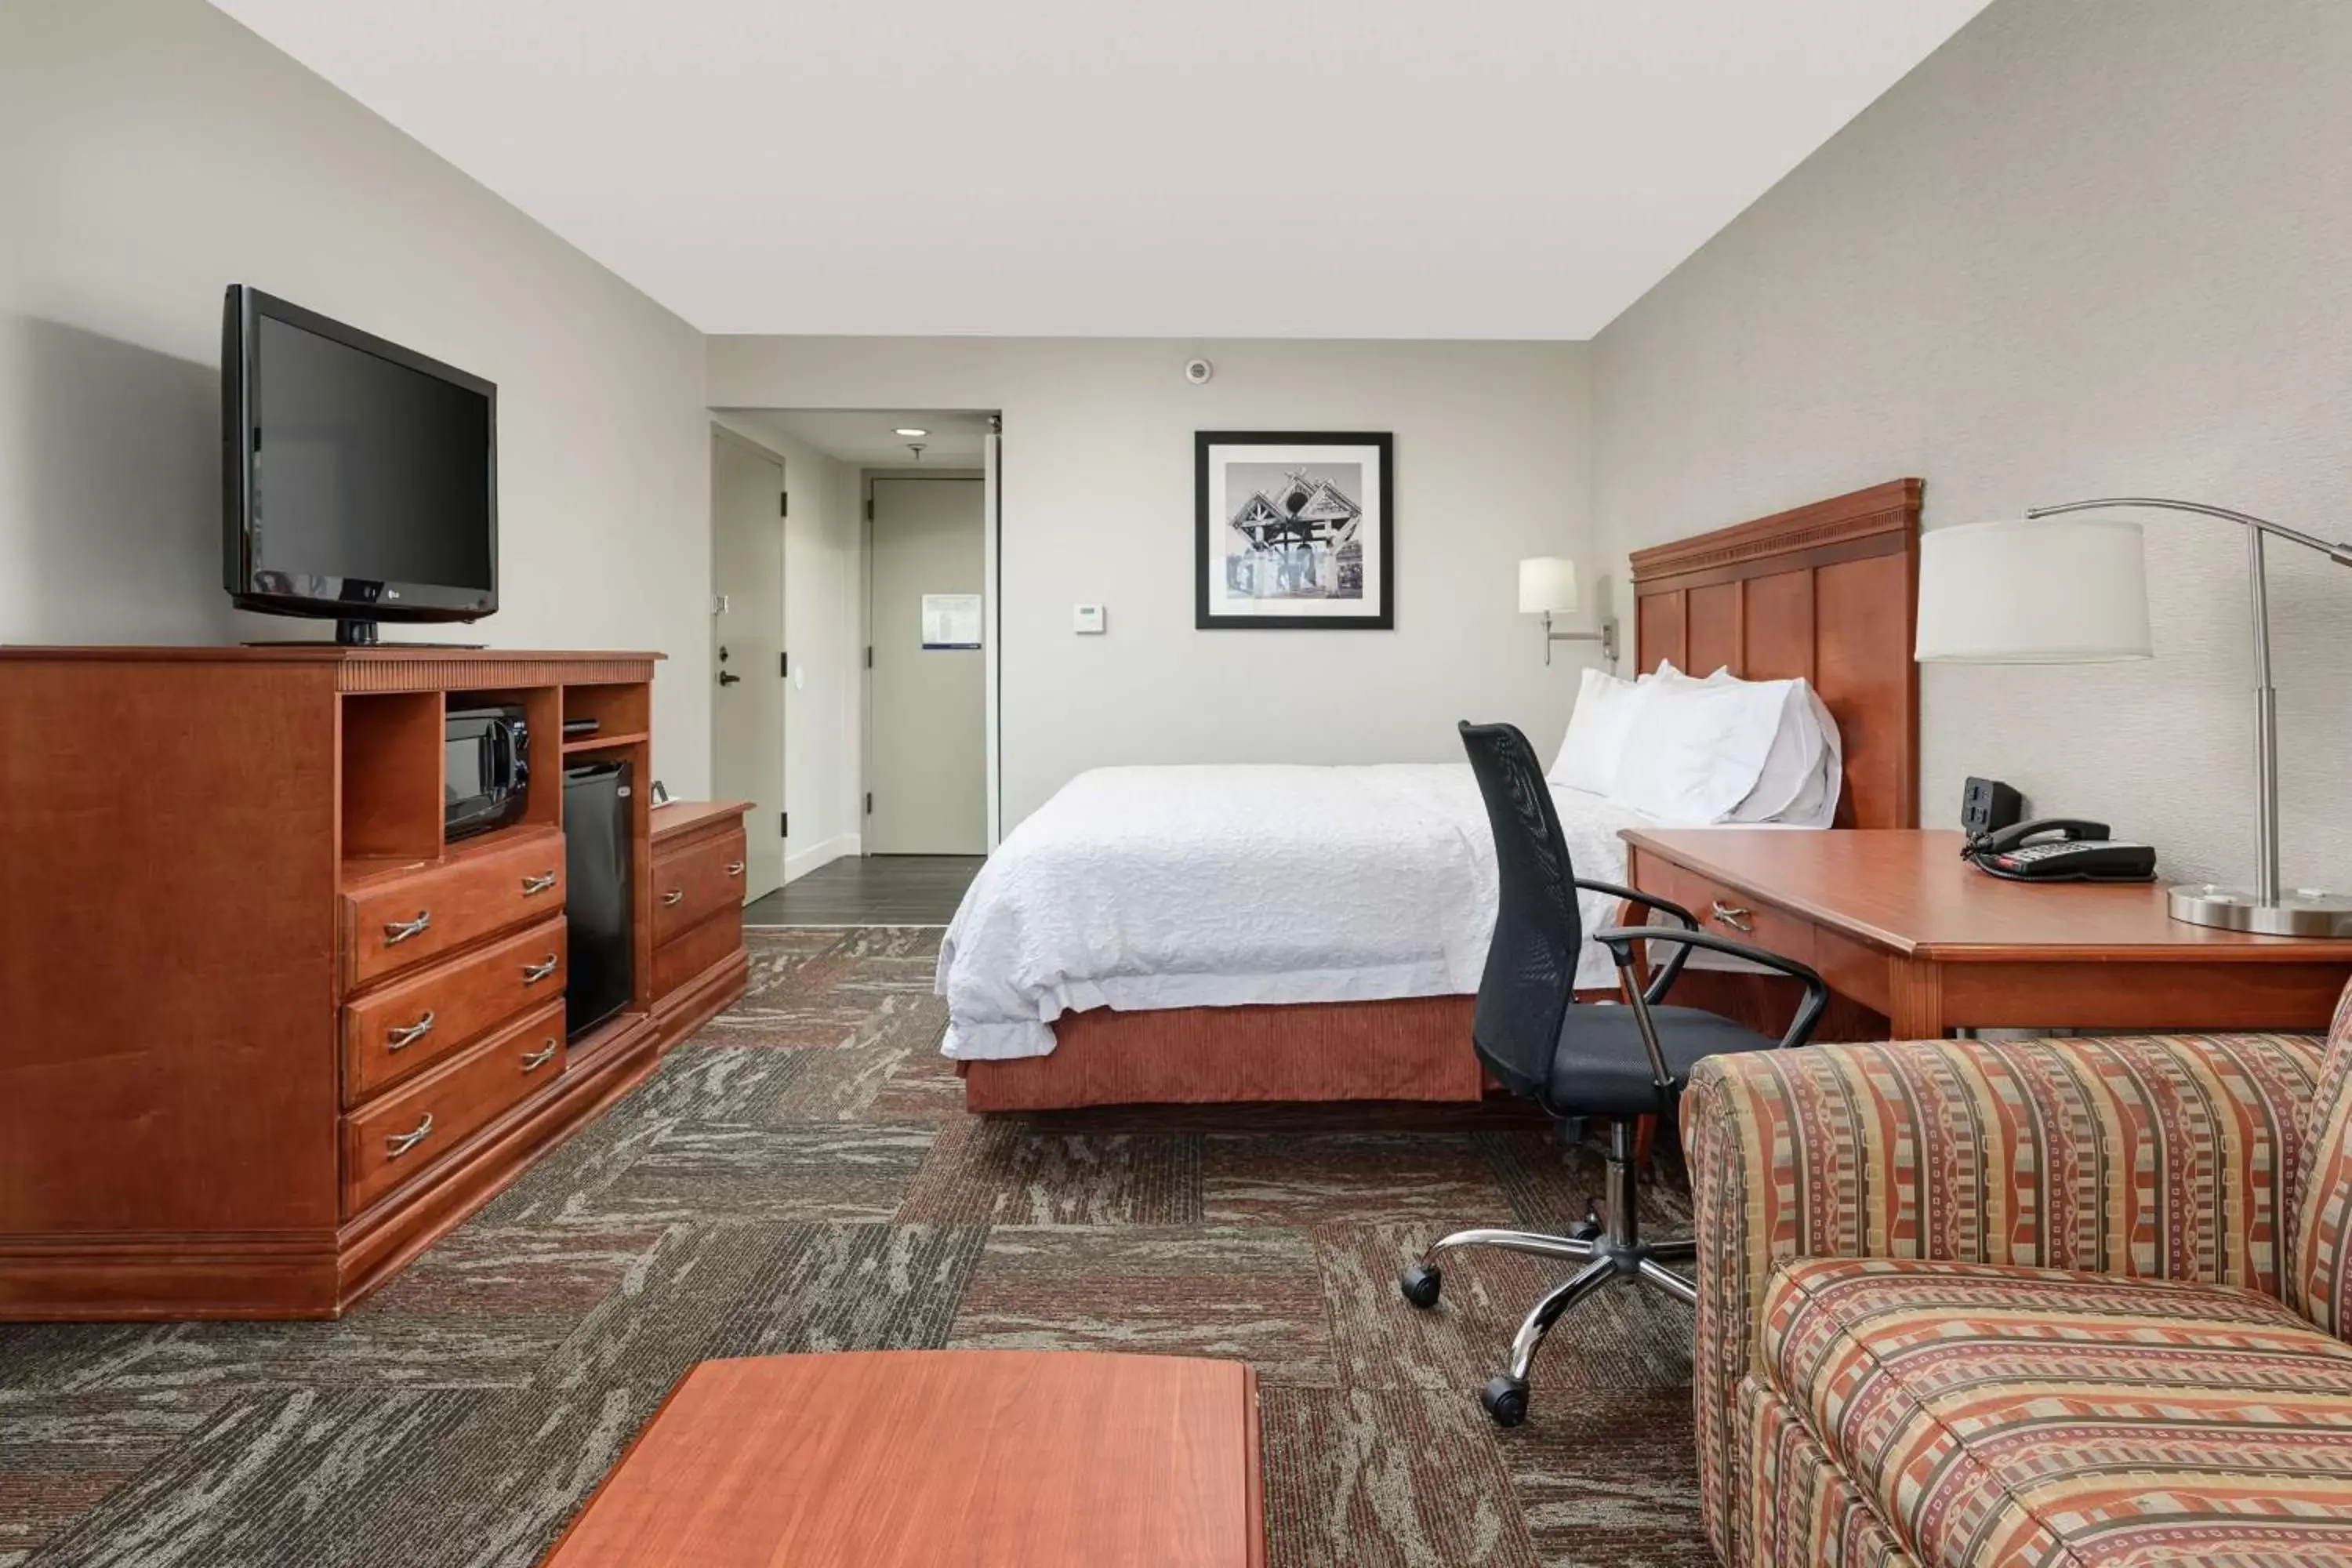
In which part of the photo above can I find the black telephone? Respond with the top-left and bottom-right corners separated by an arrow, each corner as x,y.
1963,818 -> 2158,884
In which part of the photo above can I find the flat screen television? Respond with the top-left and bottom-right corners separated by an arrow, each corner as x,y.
222,285 -> 497,644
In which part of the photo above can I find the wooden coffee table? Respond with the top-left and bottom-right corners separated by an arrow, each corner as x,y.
540,1350 -> 1265,1567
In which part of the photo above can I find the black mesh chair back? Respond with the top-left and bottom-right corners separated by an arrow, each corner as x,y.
1457,720 -> 1582,1101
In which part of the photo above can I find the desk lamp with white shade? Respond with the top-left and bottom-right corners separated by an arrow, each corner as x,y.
1915,497 -> 2352,936
1518,556 -> 1618,668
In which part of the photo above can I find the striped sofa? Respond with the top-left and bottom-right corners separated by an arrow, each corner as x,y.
1682,980 -> 2352,1568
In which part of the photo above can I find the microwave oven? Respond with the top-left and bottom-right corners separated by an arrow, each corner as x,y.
445,704 -> 531,840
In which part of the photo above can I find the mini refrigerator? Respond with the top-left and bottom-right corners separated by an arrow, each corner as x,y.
563,760 -> 634,1039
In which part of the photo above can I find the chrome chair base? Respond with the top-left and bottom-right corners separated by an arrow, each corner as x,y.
1398,1123 -> 1696,1428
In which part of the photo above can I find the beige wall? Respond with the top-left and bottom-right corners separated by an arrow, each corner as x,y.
0,0 -> 715,793
26,0 -> 2339,877
1592,0 -> 2352,890
710,338 -> 1597,826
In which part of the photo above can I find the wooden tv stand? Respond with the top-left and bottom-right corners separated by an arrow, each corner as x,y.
0,647 -> 750,1319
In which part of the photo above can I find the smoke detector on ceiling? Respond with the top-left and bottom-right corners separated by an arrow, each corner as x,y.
1183,358 -> 1214,386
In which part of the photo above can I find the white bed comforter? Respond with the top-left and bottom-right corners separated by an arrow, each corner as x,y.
935,763 -> 1655,1061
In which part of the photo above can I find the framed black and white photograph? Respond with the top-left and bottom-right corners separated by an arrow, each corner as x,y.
1195,431 -> 1393,630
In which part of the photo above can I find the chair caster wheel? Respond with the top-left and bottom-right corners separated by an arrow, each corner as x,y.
1482,1374 -> 1530,1428
1399,1265 -> 1443,1309
1568,1210 -> 1602,1244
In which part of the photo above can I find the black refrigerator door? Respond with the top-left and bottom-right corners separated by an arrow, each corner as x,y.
563,760 -> 634,1040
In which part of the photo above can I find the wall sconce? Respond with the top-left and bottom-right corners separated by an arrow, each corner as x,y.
1519,557 -> 1618,668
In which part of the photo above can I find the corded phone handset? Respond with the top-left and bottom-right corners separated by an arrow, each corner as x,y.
1962,818 -> 2158,884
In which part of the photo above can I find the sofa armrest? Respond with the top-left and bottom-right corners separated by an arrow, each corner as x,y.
1680,1030 -> 2323,1568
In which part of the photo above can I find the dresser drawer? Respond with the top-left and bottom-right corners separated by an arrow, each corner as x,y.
341,915 -> 568,1105
1642,859 -> 1817,968
655,904 -> 745,1000
652,828 -> 747,947
342,998 -> 567,1215
343,829 -> 567,989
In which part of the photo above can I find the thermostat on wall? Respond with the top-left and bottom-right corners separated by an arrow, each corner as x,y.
1073,604 -> 1106,634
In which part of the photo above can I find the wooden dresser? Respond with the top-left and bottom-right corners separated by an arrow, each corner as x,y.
0,647 -> 748,1320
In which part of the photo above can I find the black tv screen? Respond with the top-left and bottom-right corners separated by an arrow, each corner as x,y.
223,286 -> 497,639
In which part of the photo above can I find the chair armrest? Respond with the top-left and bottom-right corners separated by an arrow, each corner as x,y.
1678,1030 -> 2324,1567
1590,924 -> 1829,1047
1573,878 -> 1696,927
1575,883 -> 1697,1004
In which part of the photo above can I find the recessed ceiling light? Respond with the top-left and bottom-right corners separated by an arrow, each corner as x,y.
894,426 -> 927,437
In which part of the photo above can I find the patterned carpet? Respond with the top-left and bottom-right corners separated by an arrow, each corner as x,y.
0,929 -> 1711,1567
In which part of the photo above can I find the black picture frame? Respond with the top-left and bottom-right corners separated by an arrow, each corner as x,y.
1195,430 -> 1394,630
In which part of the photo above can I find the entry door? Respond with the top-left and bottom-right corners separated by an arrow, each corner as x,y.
710,430 -> 786,900
867,476 -> 985,854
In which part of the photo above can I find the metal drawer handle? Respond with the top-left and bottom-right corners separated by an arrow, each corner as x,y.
1709,900 -> 1755,934
725,861 -> 746,877
387,1011 -> 436,1051
521,955 -> 560,984
662,889 -> 684,906
383,910 -> 431,946
521,1040 -> 560,1073
385,1112 -> 434,1158
520,872 -> 558,896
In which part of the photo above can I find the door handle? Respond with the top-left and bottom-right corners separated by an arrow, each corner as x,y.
717,671 -> 742,687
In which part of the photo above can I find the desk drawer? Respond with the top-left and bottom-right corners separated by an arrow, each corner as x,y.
343,830 -> 567,989
343,998 -> 566,1216
652,828 -> 747,947
341,915 -> 568,1105
1645,860 -> 1817,968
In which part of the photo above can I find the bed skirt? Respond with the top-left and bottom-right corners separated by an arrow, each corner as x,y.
957,996 -> 1486,1112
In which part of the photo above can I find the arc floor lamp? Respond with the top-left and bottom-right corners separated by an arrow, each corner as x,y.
1916,496 -> 2352,937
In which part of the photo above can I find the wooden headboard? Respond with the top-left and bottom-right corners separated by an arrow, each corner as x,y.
1628,479 -> 1922,829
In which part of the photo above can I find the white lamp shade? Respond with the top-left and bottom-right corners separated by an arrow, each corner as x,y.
1519,556 -> 1579,615
1915,518 -> 2153,662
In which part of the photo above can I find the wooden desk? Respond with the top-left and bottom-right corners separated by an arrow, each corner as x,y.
540,1351 -> 1265,1568
1625,829 -> 2352,1039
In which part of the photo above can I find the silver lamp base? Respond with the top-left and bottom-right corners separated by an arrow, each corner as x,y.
2169,884 -> 2352,938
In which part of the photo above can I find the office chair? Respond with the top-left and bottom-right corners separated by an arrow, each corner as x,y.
1401,720 -> 1829,1428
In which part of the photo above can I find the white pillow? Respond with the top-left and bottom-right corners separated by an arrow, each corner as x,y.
1548,666 -> 1649,796
1607,668 -> 1787,824
1728,677 -> 1837,824
1665,665 -> 1844,827
1774,686 -> 1843,827
1773,740 -> 1841,829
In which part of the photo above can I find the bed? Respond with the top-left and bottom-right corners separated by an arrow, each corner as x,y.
944,479 -> 1922,1111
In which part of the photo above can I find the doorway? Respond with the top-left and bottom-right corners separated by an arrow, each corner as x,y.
866,474 -> 986,854
709,427 -> 786,901
704,406 -> 1000,895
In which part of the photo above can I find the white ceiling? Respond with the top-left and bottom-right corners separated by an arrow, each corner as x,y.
210,0 -> 1992,339
720,408 -> 993,467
